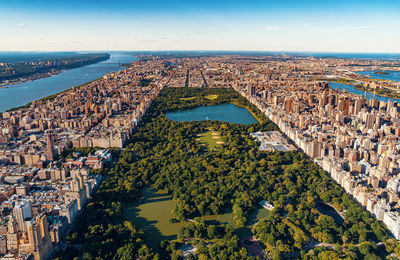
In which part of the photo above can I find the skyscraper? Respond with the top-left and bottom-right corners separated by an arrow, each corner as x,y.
21,214 -> 52,260
13,200 -> 33,232
45,131 -> 55,161
354,98 -> 362,115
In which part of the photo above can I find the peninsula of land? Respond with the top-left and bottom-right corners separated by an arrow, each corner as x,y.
0,52 -> 110,88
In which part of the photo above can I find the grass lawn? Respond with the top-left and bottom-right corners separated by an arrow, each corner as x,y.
206,94 -> 219,100
180,94 -> 218,102
196,128 -> 224,150
180,97 -> 196,101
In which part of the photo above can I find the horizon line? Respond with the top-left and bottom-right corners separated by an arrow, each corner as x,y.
1,50 -> 400,54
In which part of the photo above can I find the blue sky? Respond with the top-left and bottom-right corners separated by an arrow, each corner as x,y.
1,0 -> 399,52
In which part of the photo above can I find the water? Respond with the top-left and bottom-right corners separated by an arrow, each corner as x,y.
302,53 -> 400,60
0,53 -> 137,112
329,82 -> 400,104
124,186 -> 270,252
130,51 -> 400,60
166,103 -> 258,124
357,70 -> 400,82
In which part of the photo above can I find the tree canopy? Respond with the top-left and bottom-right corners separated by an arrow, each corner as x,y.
60,87 -> 394,259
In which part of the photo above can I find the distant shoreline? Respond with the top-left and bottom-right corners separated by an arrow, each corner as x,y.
374,71 -> 390,75
2,76 -> 104,115
1,60 -> 136,116
0,70 -> 61,88
0,53 -> 110,88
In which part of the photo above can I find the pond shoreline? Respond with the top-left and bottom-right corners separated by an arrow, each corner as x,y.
165,102 -> 258,125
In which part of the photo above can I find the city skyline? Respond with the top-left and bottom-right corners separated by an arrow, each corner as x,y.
2,1 -> 400,259
2,53 -> 400,259
1,0 -> 400,52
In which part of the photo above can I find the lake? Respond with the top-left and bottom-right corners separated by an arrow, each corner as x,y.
329,82 -> 400,104
124,186 -> 270,252
357,70 -> 400,82
0,53 -> 137,112
165,103 -> 258,124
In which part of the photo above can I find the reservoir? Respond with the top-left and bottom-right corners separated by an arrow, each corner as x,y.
165,103 -> 258,124
124,187 -> 270,252
0,53 -> 137,112
357,70 -> 400,82
329,82 -> 400,104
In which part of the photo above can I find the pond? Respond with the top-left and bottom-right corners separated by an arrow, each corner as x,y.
124,186 -> 270,252
165,103 -> 258,125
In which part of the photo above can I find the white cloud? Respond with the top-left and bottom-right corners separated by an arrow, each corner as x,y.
265,26 -> 281,31
17,23 -> 25,27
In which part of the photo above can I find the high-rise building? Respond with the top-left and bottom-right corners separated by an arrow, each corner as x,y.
248,84 -> 256,96
310,141 -> 321,158
7,216 -> 19,251
354,98 -> 362,115
20,214 -> 52,260
65,172 -> 87,210
45,131 -> 55,161
13,200 -> 33,232
365,112 -> 376,130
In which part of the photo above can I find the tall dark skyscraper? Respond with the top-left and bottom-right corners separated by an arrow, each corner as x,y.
45,131 -> 54,161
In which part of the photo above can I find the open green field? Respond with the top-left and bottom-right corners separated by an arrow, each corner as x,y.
206,94 -> 219,100
180,96 -> 196,101
124,186 -> 271,252
196,128 -> 224,149
180,94 -> 219,101
124,187 -> 186,251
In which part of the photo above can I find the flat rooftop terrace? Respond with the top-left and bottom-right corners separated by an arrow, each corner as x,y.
250,131 -> 296,152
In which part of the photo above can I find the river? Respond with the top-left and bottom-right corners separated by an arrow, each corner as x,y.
0,53 -> 137,112
329,82 -> 400,103
357,70 -> 400,82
